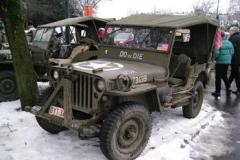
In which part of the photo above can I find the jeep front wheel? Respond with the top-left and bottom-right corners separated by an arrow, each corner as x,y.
35,87 -> 66,134
0,71 -> 18,102
182,81 -> 204,118
36,116 -> 66,134
100,103 -> 152,160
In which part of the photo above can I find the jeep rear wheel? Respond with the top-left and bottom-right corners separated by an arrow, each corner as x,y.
100,103 -> 152,160
0,71 -> 18,102
182,81 -> 204,118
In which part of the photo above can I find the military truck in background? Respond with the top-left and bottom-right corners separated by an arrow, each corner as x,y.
0,17 -> 111,102
0,20 -> 18,101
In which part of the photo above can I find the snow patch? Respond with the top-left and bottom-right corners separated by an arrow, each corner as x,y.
0,99 -> 232,160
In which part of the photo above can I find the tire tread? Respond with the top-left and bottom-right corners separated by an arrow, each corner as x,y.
100,103 -> 152,160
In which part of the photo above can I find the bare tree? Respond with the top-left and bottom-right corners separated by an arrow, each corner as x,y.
228,0 -> 240,23
23,0 -> 69,26
78,0 -> 102,9
151,9 -> 173,15
71,0 -> 110,15
193,0 -> 215,16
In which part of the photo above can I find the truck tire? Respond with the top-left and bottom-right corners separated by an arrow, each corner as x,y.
100,103 -> 152,160
35,87 -> 66,134
182,81 -> 204,118
0,71 -> 18,101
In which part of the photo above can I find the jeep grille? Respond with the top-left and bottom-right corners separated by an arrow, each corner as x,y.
72,74 -> 100,113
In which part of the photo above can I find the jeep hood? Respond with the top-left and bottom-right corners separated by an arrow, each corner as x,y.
71,58 -> 167,82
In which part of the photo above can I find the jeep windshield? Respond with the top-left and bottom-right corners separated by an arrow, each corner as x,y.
31,28 -> 54,50
103,26 -> 173,52
33,28 -> 53,42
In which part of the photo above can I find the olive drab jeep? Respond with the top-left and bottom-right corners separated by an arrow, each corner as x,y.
0,17 -> 111,102
30,16 -> 112,85
27,15 -> 218,160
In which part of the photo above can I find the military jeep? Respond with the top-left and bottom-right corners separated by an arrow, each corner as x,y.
28,15 -> 218,160
0,16 -> 111,101
30,16 -> 112,85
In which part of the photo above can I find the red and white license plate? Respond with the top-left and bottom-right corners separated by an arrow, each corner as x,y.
49,106 -> 64,118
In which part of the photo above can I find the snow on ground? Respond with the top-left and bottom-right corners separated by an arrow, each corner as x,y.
139,103 -> 233,160
0,96 -> 233,160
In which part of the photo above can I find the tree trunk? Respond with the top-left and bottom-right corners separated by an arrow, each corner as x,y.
0,0 -> 38,109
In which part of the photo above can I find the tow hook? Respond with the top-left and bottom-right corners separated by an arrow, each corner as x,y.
78,125 -> 99,139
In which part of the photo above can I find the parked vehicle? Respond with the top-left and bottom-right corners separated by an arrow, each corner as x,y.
27,15 -> 218,160
0,16 -> 111,101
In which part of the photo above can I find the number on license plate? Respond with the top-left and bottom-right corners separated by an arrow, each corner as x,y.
49,106 -> 64,118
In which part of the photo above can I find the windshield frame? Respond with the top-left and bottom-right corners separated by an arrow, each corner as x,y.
33,28 -> 54,42
31,27 -> 54,50
98,26 -> 176,67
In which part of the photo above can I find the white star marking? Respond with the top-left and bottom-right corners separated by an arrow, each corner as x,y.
73,61 -> 124,71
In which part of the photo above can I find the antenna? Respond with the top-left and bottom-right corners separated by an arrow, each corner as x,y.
216,0 -> 220,20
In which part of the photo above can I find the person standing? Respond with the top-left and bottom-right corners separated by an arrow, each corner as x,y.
25,22 -> 36,42
229,26 -> 240,95
98,28 -> 105,41
212,32 -> 234,99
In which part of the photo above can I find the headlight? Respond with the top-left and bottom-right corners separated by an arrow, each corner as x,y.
53,70 -> 59,80
96,79 -> 105,92
116,74 -> 132,92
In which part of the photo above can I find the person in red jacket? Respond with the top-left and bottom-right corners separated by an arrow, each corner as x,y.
98,28 -> 105,41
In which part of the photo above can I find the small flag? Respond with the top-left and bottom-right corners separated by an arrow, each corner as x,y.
157,43 -> 169,51
214,29 -> 222,49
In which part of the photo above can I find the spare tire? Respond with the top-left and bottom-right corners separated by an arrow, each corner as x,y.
0,70 -> 18,102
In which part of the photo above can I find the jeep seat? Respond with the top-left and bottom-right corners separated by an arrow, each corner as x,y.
48,45 -> 89,65
169,54 -> 191,86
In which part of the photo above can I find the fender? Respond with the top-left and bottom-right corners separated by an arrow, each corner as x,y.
107,83 -> 163,112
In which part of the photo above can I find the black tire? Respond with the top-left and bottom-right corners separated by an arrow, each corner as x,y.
0,71 -> 18,102
36,87 -> 66,134
100,103 -> 152,160
182,81 -> 204,118
36,116 -> 66,134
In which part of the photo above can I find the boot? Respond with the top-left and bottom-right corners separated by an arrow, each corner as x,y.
232,90 -> 240,96
226,89 -> 231,97
211,92 -> 220,99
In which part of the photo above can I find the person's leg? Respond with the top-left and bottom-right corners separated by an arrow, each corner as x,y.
222,64 -> 231,95
235,65 -> 240,93
213,64 -> 221,96
230,65 -> 240,95
229,64 -> 235,87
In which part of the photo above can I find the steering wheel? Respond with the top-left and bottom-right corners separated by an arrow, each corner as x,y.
79,38 -> 98,50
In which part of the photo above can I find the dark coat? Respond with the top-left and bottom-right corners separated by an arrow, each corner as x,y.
229,32 -> 240,65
